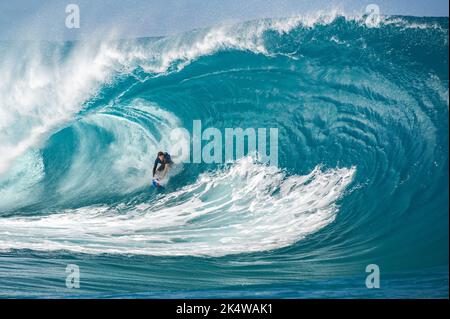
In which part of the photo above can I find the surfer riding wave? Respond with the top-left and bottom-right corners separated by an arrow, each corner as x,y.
152,151 -> 173,186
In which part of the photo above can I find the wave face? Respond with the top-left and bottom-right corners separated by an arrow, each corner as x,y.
0,15 -> 448,298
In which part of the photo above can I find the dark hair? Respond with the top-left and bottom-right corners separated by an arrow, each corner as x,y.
158,151 -> 164,157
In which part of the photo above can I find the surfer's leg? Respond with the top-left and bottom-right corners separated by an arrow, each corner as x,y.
153,164 -> 165,179
160,164 -> 170,179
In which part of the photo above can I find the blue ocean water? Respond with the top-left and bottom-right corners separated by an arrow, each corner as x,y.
0,14 -> 448,298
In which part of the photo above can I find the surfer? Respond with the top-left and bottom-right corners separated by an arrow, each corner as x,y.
152,151 -> 173,180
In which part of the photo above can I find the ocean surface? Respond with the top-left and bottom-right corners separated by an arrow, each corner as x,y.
0,14 -> 448,298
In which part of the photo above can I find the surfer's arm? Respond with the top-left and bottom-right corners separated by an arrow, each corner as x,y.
152,162 -> 158,177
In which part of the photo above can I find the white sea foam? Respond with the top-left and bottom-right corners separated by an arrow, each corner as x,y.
0,35 -> 125,176
0,158 -> 356,256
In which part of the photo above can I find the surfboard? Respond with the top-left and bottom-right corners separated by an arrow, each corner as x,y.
152,178 -> 166,189
152,179 -> 161,188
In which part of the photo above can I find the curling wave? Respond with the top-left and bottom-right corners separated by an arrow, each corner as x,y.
0,13 -> 448,297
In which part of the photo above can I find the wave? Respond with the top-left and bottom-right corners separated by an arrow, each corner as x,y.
1,13 -> 447,177
0,14 -> 448,265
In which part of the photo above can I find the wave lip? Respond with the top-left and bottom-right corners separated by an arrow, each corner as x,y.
0,158 -> 355,257
1,13 -> 447,178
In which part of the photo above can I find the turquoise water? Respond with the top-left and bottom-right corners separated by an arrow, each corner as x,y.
0,15 -> 448,298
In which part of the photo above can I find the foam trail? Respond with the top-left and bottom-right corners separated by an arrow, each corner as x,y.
0,158 -> 355,256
